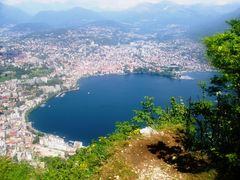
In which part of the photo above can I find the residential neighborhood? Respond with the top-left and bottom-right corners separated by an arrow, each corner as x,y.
0,25 -> 211,163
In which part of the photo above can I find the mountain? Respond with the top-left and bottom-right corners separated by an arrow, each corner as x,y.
211,8 -> 240,33
0,2 -> 30,25
103,1 -> 238,24
1,1 -> 239,39
12,22 -> 53,32
224,8 -> 240,20
103,1 -> 240,38
187,8 -> 240,39
29,1 -> 240,30
31,7 -> 104,28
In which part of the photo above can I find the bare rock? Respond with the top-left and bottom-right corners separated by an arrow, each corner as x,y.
140,127 -> 158,137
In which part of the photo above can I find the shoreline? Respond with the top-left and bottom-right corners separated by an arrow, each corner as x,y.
25,70 -> 215,144
23,82 -> 81,146
0,69 -> 216,162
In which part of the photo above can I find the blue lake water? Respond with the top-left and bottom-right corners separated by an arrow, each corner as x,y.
29,72 -> 215,145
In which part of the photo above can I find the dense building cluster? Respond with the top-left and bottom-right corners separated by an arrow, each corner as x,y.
0,25 -> 211,163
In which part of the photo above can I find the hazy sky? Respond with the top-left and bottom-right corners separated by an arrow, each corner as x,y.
1,0 -> 240,13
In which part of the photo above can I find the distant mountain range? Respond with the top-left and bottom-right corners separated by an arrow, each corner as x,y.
0,1 -> 240,38
31,7 -> 103,28
104,2 -> 232,24
187,7 -> 240,38
0,2 -> 30,25
102,2 -> 240,36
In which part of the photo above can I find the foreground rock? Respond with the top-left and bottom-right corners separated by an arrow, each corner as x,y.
140,127 -> 159,137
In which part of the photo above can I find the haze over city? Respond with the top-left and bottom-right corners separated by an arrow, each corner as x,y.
1,0 -> 240,14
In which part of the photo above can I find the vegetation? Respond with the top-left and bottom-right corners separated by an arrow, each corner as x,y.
0,157 -> 35,179
46,78 -> 63,86
0,66 -> 52,82
132,66 -> 178,78
0,19 -> 239,179
29,67 -> 52,78
0,66 -> 28,82
187,19 -> 240,176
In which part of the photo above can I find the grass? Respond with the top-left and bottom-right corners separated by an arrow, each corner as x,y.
0,122 -> 218,179
93,157 -> 137,180
93,125 -> 218,180
0,75 -> 13,82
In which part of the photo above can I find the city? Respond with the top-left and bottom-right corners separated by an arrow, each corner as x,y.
0,0 -> 240,178
0,25 -> 211,164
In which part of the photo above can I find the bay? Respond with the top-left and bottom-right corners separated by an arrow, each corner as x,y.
29,72 -> 215,145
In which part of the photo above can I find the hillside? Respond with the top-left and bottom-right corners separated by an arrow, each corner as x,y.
1,1 -> 240,38
0,124 -> 218,179
188,8 -> 240,38
0,3 -> 30,25
31,7 -> 104,28
0,95 -> 235,179
95,126 -> 216,179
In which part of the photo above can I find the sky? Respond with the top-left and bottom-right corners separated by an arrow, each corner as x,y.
1,0 -> 240,14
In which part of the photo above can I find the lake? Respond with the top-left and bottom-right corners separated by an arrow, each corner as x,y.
29,72 -> 215,145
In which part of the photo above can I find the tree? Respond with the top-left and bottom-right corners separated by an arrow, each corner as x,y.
204,19 -> 240,94
184,19 -> 240,173
203,19 -> 240,152
0,157 -> 35,179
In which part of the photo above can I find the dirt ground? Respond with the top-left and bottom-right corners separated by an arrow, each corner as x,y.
96,128 -> 216,180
